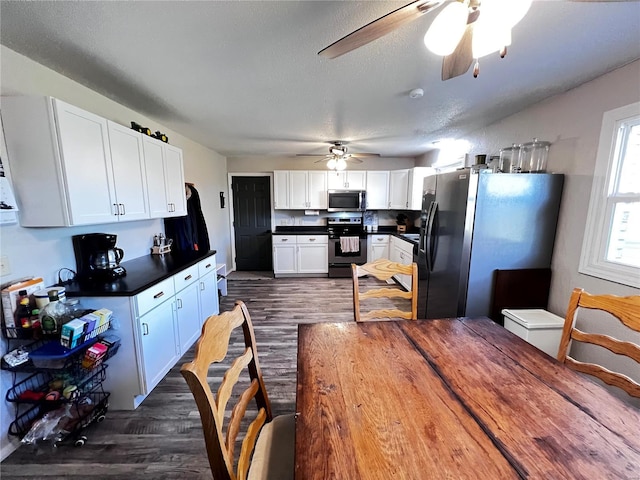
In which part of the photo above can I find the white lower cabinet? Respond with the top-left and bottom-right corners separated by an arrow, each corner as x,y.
273,236 -> 298,274
198,256 -> 220,322
390,236 -> 414,291
138,299 -> 179,395
297,236 -> 328,274
83,253 -> 218,410
273,235 -> 328,276
368,234 -> 390,262
175,279 -> 201,356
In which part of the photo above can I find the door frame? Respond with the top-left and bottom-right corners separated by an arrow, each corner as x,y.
227,172 -> 275,272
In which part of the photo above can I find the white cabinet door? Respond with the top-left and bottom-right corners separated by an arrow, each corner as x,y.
273,236 -> 298,274
307,171 -> 328,209
327,171 -> 347,190
297,244 -> 328,273
142,137 -> 169,218
138,299 -> 179,394
143,137 -> 186,218
366,171 -> 390,210
175,281 -> 201,355
107,121 -> 150,221
164,144 -> 187,217
389,169 -> 410,209
54,99 -> 117,225
407,167 -> 435,210
199,270 -> 220,322
368,234 -> 390,262
345,171 -> 367,190
289,171 -> 308,209
273,171 -> 290,209
297,235 -> 328,273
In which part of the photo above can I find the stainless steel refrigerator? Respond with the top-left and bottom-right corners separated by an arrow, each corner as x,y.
417,168 -> 564,319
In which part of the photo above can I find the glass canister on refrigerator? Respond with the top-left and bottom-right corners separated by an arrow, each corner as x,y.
520,138 -> 550,173
499,144 -> 522,173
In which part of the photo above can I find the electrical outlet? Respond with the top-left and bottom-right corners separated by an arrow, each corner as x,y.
0,255 -> 11,276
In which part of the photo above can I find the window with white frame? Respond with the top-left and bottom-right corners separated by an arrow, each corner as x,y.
579,102 -> 640,288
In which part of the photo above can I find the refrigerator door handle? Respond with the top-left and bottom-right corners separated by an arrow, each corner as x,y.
426,201 -> 438,272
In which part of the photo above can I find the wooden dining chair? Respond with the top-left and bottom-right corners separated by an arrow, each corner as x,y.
181,300 -> 295,480
557,288 -> 640,398
352,258 -> 418,322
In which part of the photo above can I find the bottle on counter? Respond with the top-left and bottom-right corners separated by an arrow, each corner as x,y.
39,290 -> 69,336
16,297 -> 32,330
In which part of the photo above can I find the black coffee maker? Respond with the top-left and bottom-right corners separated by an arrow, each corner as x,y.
72,233 -> 126,280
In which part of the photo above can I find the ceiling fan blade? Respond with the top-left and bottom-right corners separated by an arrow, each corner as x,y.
442,24 -> 474,81
318,0 -> 445,59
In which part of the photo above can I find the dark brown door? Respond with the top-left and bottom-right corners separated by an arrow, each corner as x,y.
232,176 -> 272,271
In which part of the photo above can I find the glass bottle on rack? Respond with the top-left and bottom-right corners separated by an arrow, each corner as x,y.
39,290 -> 69,336
16,297 -> 32,331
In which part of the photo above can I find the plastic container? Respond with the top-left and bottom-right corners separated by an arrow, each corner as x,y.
499,144 -> 521,173
520,138 -> 550,173
502,309 -> 565,357
29,340 -> 94,368
34,287 -> 66,309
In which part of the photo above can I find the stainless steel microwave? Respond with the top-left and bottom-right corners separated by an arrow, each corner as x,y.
327,190 -> 367,212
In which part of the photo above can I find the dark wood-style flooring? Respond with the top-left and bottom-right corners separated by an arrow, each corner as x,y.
2,276 -> 398,479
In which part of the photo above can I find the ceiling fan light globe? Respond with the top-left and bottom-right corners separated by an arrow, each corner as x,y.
472,13 -> 511,59
336,158 -> 347,171
424,2 -> 469,56
327,158 -> 337,170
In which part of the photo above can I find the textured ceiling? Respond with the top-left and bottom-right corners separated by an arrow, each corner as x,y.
1,1 -> 639,158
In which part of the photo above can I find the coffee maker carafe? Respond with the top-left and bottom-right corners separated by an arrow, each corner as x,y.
72,233 -> 126,280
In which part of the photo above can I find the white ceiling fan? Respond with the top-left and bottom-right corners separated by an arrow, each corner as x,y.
318,0 -> 637,80
302,142 -> 379,171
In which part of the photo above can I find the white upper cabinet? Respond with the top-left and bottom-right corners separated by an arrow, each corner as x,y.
284,171 -> 328,209
327,171 -> 367,190
273,171 -> 290,209
408,167 -> 435,210
1,96 -> 151,226
389,169 -> 410,209
107,121 -> 150,221
143,136 -> 186,218
366,171 -> 390,210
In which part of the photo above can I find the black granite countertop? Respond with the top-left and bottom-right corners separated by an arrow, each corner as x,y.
63,250 -> 217,297
273,226 -> 329,235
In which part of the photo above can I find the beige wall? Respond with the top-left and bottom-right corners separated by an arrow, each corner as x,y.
227,155 -> 416,172
0,46 -> 231,458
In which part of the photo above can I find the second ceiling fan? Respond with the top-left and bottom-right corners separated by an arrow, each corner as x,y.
318,0 -> 634,80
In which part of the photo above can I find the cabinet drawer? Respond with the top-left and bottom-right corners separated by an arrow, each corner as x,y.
369,235 -> 389,245
297,235 -> 328,244
174,264 -> 199,292
136,277 -> 175,317
273,235 -> 297,244
197,255 -> 216,277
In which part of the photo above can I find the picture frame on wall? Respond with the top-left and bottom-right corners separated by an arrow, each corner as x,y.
0,113 -> 19,225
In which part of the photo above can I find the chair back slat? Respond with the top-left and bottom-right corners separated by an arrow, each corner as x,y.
181,301 -> 273,480
557,288 -> 640,398
217,347 -> 254,426
352,258 -> 418,322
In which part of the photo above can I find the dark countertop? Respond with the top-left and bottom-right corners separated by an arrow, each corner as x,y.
273,226 -> 329,235
63,250 -> 217,297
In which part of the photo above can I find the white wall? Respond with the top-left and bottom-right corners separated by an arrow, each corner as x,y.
418,60 -> 640,406
0,46 -> 231,459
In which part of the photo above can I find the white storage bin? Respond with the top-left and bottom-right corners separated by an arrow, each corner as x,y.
502,309 -> 565,357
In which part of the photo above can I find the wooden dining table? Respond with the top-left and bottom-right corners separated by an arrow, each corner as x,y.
295,318 -> 640,479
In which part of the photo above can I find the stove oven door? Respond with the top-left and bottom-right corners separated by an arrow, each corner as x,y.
328,236 -> 368,277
